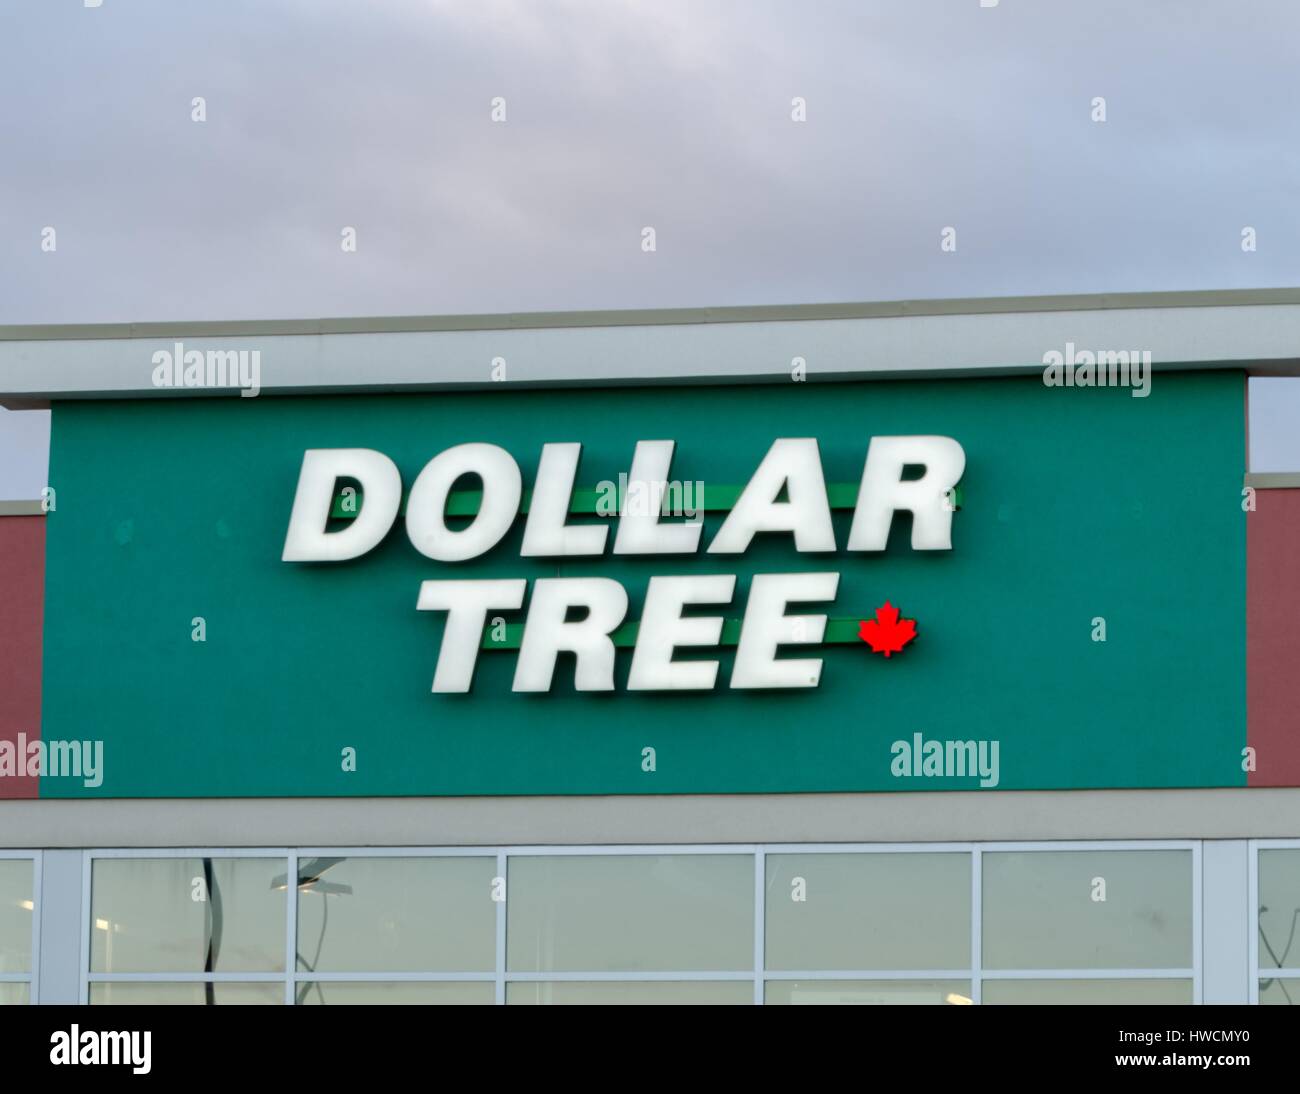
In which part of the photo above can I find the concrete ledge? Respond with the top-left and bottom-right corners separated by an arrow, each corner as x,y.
0,500 -> 45,516
3,788 -> 1299,848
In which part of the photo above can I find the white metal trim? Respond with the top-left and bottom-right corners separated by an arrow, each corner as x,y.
762,969 -> 974,981
501,971 -> 754,982
1192,840 -> 1204,1004
292,972 -> 496,982
86,972 -> 287,983
970,846 -> 982,1005
494,851 -> 506,1006
975,969 -> 1194,980
78,850 -> 90,1005
1249,839 -> 1259,1005
753,849 -> 765,1005
284,850 -> 298,1006
86,847 -> 292,858
29,851 -> 41,1005
978,839 -> 1197,852
7,296 -> 1300,401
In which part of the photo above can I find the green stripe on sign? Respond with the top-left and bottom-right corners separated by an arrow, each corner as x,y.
331,483 -> 865,519
479,617 -> 866,649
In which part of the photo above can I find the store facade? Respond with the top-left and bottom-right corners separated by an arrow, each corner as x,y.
2,290 -> 1300,1004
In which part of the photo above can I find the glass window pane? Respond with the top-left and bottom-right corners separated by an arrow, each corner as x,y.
296,857 -> 496,974
1259,978 -> 1300,1005
1258,850 -> 1300,971
765,980 -> 970,1005
982,979 -> 1192,1004
89,982 -> 283,1005
298,981 -> 493,1005
0,983 -> 30,1005
0,859 -> 34,975
507,855 -> 752,972
983,850 -> 1192,969
91,857 -> 286,973
765,853 -> 969,970
507,981 -> 751,1005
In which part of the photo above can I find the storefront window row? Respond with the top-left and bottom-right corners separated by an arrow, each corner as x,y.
4,842 -> 1300,1004
82,842 -> 1203,1005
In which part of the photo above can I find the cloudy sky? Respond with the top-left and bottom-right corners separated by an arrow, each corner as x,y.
2,0 -> 1299,493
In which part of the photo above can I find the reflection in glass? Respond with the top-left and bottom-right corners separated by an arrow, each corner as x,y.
0,859 -> 33,975
90,858 -> 286,974
983,851 -> 1192,970
293,856 -> 496,995
89,982 -> 283,1005
1259,977 -> 1300,1005
507,981 -> 751,1005
1258,849 -> 1300,973
507,855 -> 752,973
982,979 -> 1192,1004
765,853 -> 969,970
765,980 -> 970,1005
298,981 -> 494,1005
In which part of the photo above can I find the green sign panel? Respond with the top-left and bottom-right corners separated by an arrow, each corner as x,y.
41,373 -> 1245,797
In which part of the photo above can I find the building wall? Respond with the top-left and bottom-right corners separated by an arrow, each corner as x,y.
1248,487 -> 1300,787
0,514 -> 42,801
1,303 -> 1298,1006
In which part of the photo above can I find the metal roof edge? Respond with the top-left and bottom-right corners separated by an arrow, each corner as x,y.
1244,472 -> 1300,489
4,288 -> 1300,341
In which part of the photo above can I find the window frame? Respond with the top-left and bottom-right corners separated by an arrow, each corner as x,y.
1249,838 -> 1300,1005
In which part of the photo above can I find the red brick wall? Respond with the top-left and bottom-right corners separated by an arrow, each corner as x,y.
1247,488 -> 1300,786
0,516 -> 44,799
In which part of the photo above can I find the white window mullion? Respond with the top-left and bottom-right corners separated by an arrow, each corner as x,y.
79,850 -> 91,1005
495,850 -> 507,1006
753,849 -> 765,1005
285,850 -> 298,1006
1248,839 -> 1259,1005
970,847 -> 982,1005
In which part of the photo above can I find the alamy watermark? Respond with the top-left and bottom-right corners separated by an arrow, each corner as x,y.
595,474 -> 705,520
50,1026 -> 150,1074
890,732 -> 1000,788
0,733 -> 103,788
151,341 -> 261,397
1042,342 -> 1151,398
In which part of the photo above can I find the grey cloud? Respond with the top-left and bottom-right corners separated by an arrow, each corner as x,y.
1,0 -> 1299,482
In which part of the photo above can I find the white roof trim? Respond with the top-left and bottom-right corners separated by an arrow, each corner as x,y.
3,291 -> 1298,400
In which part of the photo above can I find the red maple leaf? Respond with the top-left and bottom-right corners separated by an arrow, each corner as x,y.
858,601 -> 917,658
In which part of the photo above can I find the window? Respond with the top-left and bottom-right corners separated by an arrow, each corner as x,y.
82,843 -> 1201,1004
763,850 -> 971,1004
88,853 -> 286,1005
1252,841 -> 1300,1005
295,855 -> 496,1005
0,853 -> 37,1005
765,851 -> 970,971
507,853 -> 752,974
505,853 -> 752,1004
980,848 -> 1195,1003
